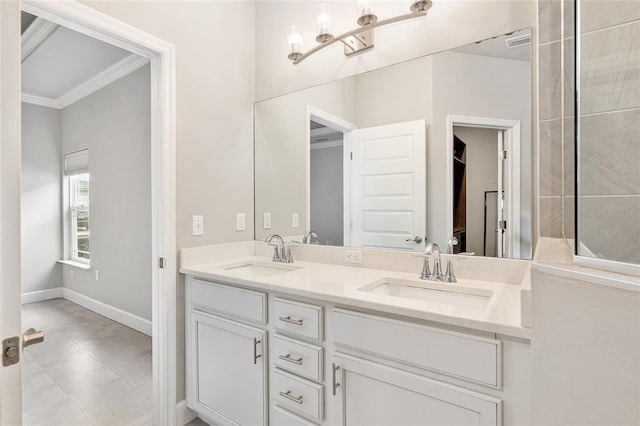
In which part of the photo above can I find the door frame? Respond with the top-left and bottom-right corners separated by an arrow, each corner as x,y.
18,1 -> 177,424
306,106 -> 357,246
446,115 -> 521,259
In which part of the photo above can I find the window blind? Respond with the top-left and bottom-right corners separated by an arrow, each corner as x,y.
64,149 -> 89,175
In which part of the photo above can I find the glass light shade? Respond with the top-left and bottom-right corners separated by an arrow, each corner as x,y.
315,4 -> 334,43
356,0 -> 377,26
287,25 -> 303,61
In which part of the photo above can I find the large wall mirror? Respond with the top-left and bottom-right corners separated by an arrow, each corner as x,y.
255,28 -> 533,259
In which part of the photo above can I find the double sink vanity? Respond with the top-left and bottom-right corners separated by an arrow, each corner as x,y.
180,241 -> 532,426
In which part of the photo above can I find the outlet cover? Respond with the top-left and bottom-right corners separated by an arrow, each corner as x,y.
344,249 -> 364,264
292,212 -> 299,228
263,212 -> 272,229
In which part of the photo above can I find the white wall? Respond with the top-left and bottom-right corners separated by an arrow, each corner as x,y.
432,51 -> 532,256
531,269 -> 640,425
255,0 -> 536,101
61,65 -> 152,321
21,104 -> 63,294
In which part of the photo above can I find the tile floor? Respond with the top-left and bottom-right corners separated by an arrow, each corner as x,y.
22,299 -> 152,425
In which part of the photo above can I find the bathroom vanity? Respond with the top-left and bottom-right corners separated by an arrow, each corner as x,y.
181,242 -> 531,426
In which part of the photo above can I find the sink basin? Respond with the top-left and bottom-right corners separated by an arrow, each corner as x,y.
222,261 -> 303,276
359,278 -> 493,309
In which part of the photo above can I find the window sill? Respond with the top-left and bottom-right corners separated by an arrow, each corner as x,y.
57,260 -> 91,270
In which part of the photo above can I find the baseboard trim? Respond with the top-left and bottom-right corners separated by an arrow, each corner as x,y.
62,288 -> 152,336
22,287 -> 64,304
177,400 -> 197,426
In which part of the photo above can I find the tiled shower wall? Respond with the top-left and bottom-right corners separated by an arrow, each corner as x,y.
577,1 -> 640,264
538,0 -> 575,239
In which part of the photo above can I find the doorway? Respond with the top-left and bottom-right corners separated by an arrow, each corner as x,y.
1,1 -> 177,424
447,115 -> 522,259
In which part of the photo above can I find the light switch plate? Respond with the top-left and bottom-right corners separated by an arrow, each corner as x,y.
263,212 -> 272,229
292,212 -> 299,228
192,215 -> 204,236
236,213 -> 246,231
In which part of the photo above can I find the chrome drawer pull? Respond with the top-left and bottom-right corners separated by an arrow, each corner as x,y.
253,338 -> 262,365
279,353 -> 303,365
278,315 -> 304,326
332,363 -> 341,396
279,390 -> 304,404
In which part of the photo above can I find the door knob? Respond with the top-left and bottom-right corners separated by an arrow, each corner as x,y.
405,236 -> 423,244
23,328 -> 44,350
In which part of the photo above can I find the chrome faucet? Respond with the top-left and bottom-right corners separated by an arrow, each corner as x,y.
265,234 -> 293,263
302,230 -> 319,244
420,242 -> 456,283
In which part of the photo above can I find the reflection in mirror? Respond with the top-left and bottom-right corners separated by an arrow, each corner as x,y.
255,28 -> 533,259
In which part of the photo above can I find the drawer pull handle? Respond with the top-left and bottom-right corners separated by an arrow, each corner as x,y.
279,390 -> 304,404
253,338 -> 262,365
279,353 -> 303,365
332,363 -> 340,396
279,315 -> 304,326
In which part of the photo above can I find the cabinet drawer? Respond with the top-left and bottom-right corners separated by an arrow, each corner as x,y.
274,298 -> 323,341
273,334 -> 323,382
190,278 -> 266,324
272,406 -> 318,426
333,309 -> 501,387
273,368 -> 324,422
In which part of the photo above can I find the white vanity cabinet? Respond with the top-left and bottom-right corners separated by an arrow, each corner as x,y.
331,310 -> 502,426
185,274 -> 530,426
186,278 -> 269,426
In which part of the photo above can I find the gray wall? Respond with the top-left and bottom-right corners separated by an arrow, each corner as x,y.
61,65 -> 152,321
21,104 -> 63,294
310,144 -> 344,246
577,1 -> 640,264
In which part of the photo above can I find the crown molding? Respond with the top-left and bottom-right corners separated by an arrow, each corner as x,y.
21,54 -> 150,110
21,93 -> 60,109
57,54 -> 150,108
21,17 -> 60,63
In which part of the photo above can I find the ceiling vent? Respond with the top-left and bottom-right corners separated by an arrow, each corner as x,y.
505,34 -> 531,49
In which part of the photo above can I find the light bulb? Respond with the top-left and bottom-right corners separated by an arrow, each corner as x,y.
356,0 -> 377,26
287,25 -> 303,61
315,4 -> 334,43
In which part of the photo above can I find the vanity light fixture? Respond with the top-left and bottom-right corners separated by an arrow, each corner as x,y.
287,0 -> 433,65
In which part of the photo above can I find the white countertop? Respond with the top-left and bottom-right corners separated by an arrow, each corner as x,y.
180,254 -> 530,340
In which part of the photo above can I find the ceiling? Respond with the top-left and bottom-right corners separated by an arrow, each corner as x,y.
452,29 -> 531,62
21,13 -> 147,108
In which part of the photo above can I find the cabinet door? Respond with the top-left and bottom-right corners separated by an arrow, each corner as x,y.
332,354 -> 501,426
189,311 -> 267,426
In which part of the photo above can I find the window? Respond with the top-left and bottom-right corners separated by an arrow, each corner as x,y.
70,173 -> 90,262
64,149 -> 90,264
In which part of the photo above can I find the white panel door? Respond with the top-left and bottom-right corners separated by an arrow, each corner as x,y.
0,2 -> 23,424
332,354 -> 501,426
349,120 -> 426,250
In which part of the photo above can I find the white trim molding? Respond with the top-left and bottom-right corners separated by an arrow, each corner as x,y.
21,54 -> 150,109
177,400 -> 198,426
21,287 -> 63,304
20,1 -> 178,424
57,54 -> 149,108
62,288 -> 152,336
21,92 -> 59,109
21,16 -> 60,63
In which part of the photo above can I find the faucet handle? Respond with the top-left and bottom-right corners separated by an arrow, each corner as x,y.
419,257 -> 431,280
443,259 -> 457,283
271,246 -> 281,262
